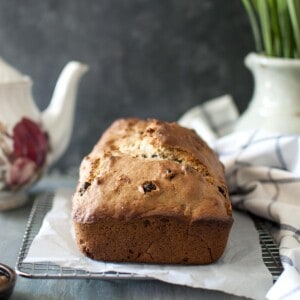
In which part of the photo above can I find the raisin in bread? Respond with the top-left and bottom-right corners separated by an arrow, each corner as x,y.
72,118 -> 233,264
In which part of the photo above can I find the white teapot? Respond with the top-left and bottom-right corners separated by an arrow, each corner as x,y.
0,57 -> 88,209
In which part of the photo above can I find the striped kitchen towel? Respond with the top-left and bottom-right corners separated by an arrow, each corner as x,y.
179,95 -> 300,300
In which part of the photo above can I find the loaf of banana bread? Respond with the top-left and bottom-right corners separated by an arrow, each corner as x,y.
72,118 -> 233,264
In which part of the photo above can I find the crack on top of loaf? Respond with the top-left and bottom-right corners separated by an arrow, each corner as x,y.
86,119 -> 217,187
107,137 -> 215,185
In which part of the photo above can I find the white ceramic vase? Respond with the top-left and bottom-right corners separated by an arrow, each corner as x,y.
235,53 -> 300,134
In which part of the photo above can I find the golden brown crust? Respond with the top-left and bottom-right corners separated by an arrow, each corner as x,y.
74,216 -> 232,264
72,118 -> 233,264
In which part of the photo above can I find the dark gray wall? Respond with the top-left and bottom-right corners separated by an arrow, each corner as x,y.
0,0 -> 254,173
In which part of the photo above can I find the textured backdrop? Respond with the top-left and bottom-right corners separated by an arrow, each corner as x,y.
0,0 -> 254,173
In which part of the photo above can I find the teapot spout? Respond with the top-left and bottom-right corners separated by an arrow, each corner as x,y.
42,61 -> 88,165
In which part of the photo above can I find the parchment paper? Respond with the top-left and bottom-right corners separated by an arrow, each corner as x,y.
24,189 -> 273,300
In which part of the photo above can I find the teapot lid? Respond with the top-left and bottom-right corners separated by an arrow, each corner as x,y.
0,57 -> 30,83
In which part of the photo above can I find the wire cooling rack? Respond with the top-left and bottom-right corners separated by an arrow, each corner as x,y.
15,193 -> 147,280
15,193 -> 283,281
252,216 -> 283,281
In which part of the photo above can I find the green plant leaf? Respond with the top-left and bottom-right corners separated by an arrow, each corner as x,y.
241,0 -> 300,58
268,0 -> 282,56
277,0 -> 293,57
242,0 -> 262,52
287,0 -> 300,58
257,0 -> 273,56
